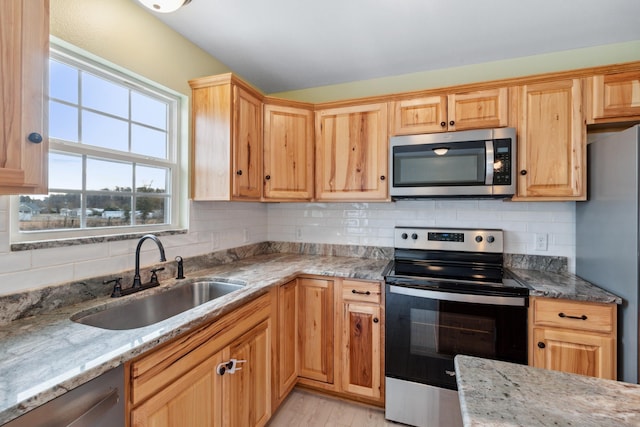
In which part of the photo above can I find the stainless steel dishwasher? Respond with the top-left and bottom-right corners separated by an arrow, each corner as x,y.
5,365 -> 124,427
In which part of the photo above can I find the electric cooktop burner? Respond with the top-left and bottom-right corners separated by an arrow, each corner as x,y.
385,227 -> 530,297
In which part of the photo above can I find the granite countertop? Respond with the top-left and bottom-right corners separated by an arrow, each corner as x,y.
455,355 -> 640,426
0,247 -> 622,425
507,268 -> 622,304
0,252 -> 389,425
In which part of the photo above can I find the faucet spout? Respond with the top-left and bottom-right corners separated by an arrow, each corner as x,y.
132,234 -> 167,288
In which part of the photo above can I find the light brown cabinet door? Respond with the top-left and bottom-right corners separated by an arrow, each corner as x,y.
515,79 -> 586,200
448,88 -> 509,131
233,86 -> 262,199
131,351 -> 224,427
390,88 -> 508,135
263,104 -> 314,200
341,302 -> 381,399
315,103 -> 388,200
532,327 -> 615,380
276,280 -> 299,403
298,277 -> 334,383
0,0 -> 49,195
226,320 -> 271,427
591,71 -> 640,120
391,96 -> 448,135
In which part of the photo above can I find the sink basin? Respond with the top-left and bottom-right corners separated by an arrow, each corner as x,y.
72,280 -> 245,330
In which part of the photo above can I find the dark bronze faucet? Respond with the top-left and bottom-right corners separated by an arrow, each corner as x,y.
132,234 -> 167,289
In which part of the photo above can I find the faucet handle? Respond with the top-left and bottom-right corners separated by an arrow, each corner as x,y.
150,267 -> 165,284
104,277 -> 123,298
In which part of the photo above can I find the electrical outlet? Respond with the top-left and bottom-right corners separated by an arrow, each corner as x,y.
295,227 -> 303,241
535,233 -> 548,251
212,232 -> 219,249
243,229 -> 249,243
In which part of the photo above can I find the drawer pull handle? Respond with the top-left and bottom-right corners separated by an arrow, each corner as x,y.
558,312 -> 587,320
352,289 -> 371,295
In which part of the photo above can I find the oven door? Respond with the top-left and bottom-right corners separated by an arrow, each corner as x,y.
385,283 -> 528,391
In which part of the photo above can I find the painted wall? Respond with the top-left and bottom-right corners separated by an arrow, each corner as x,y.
270,40 -> 640,103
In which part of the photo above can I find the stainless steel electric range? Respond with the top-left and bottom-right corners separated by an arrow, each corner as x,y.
384,227 -> 529,427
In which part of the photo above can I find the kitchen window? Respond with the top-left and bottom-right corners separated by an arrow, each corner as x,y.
12,41 -> 185,243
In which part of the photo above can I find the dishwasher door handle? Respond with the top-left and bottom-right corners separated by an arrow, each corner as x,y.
67,388 -> 119,427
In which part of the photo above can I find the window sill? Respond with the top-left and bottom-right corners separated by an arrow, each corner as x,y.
10,229 -> 187,252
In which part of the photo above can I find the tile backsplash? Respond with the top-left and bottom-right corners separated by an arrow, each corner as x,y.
0,197 -> 576,296
267,199 -> 576,271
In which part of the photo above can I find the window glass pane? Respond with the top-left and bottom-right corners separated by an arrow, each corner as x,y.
132,92 -> 167,130
49,153 -> 82,190
50,59 -> 78,103
136,196 -> 168,225
19,193 -> 82,231
136,165 -> 167,192
131,125 -> 167,159
86,158 -> 132,191
49,101 -> 78,142
82,72 -> 129,118
86,195 -> 132,228
82,111 -> 129,151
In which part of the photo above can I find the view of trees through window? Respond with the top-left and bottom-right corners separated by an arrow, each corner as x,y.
18,45 -> 177,233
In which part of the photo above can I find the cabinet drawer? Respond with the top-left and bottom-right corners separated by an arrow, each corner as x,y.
342,280 -> 381,304
532,298 -> 614,334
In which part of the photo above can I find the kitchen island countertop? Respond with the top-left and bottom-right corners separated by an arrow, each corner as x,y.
455,354 -> 640,426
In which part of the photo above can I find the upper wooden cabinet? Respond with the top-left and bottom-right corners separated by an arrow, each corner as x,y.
390,88 -> 509,135
529,297 -> 617,380
0,0 -> 49,195
514,79 -> 586,200
587,71 -> 640,123
315,103 -> 389,201
263,101 -> 314,200
190,74 -> 262,201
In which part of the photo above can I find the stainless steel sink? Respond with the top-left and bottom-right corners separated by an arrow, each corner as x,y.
71,280 -> 245,330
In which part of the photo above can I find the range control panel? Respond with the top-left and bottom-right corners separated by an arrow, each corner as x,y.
394,227 -> 504,253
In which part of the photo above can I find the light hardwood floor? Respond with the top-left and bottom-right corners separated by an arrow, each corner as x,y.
268,389 -> 399,426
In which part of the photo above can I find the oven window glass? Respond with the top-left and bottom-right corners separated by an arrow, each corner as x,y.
393,141 -> 486,187
385,285 -> 527,390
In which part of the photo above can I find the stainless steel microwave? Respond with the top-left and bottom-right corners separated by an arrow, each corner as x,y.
389,127 -> 516,198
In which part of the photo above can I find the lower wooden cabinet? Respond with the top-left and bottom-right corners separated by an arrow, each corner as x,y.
340,280 -> 383,401
127,293 -> 272,427
295,277 -> 384,405
529,296 -> 617,380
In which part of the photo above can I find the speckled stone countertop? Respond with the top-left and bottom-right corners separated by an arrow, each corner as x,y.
455,355 -> 640,426
507,268 -> 622,304
0,253 -> 389,425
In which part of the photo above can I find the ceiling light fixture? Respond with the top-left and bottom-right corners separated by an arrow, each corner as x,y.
138,0 -> 192,13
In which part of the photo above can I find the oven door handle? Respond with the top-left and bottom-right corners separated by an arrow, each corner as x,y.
388,285 -> 527,307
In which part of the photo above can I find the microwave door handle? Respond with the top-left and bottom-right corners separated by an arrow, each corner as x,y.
485,140 -> 494,185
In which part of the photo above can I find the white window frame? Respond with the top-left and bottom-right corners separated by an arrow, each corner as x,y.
10,38 -> 188,244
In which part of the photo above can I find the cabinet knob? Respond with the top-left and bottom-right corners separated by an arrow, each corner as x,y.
537,342 -> 546,349
265,175 -> 271,180
380,175 -> 386,181
373,317 -> 379,323
440,121 -> 446,127
520,170 -> 527,176
449,120 -> 455,126
236,170 -> 243,176
27,132 -> 43,144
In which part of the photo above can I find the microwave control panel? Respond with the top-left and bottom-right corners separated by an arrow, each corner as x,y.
493,139 -> 512,186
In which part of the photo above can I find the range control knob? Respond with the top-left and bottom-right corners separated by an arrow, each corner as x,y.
401,233 -> 408,239
487,235 -> 495,243
411,233 -> 418,240
475,235 -> 483,243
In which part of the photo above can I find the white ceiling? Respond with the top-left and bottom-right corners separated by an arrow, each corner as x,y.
144,0 -> 640,94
